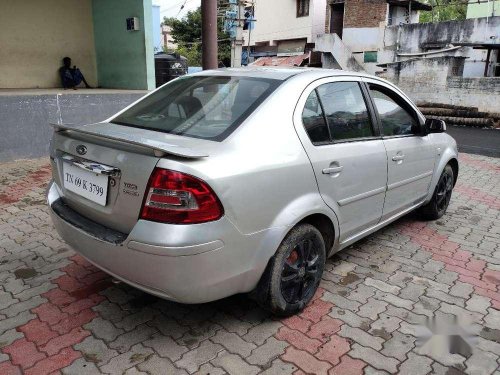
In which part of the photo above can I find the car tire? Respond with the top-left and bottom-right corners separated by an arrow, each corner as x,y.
418,164 -> 454,220
254,223 -> 326,316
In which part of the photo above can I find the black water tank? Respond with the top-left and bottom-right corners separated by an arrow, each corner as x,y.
154,53 -> 188,87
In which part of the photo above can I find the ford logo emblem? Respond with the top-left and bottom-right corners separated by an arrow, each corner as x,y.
76,145 -> 87,155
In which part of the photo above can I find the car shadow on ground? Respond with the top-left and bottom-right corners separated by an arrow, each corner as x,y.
101,211 -> 425,334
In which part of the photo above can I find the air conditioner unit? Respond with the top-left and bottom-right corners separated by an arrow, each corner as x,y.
126,17 -> 140,31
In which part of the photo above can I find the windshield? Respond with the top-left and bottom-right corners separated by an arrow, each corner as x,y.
112,75 -> 281,141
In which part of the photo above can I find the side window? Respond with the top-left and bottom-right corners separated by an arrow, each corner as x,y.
302,90 -> 330,144
370,87 -> 420,136
316,82 -> 374,141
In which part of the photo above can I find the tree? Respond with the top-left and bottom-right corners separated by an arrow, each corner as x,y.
163,7 -> 231,67
419,0 -> 467,23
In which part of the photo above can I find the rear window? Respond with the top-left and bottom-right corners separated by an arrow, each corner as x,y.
112,75 -> 281,141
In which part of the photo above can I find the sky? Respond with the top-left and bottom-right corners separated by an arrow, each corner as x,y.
154,0 -> 201,20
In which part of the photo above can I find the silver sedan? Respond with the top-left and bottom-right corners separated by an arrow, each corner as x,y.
47,68 -> 458,315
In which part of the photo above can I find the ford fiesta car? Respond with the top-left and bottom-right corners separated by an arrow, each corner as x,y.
47,68 -> 458,315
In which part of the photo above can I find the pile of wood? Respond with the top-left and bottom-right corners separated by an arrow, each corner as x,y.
417,102 -> 500,129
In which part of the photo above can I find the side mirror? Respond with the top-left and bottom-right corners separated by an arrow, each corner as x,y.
424,118 -> 446,134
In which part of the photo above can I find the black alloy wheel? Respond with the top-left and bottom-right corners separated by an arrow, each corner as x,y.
254,223 -> 326,316
436,168 -> 453,213
419,164 -> 455,220
280,237 -> 321,304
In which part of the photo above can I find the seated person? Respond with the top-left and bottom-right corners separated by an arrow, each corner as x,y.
59,57 -> 91,89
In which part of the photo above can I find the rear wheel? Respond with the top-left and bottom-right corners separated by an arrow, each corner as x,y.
419,164 -> 454,220
255,224 -> 326,316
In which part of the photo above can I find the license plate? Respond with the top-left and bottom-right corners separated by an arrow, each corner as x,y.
62,162 -> 108,206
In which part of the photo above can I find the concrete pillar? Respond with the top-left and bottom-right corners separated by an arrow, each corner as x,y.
92,0 -> 155,90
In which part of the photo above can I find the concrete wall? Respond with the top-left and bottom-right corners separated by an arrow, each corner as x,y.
400,77 -> 500,113
0,92 -> 146,162
381,57 -> 500,112
92,0 -> 155,90
388,5 -> 419,25
246,0 -> 326,45
152,5 -> 162,53
0,0 -> 97,89
467,1 -> 500,18
383,16 -> 500,77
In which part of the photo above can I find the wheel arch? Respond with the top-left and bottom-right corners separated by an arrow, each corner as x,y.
296,213 -> 337,258
250,211 -> 337,310
448,157 -> 459,186
425,147 -> 459,204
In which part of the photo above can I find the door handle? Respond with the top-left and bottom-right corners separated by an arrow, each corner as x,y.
392,154 -> 405,162
322,166 -> 343,174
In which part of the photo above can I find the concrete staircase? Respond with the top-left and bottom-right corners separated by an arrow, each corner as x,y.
315,33 -> 366,72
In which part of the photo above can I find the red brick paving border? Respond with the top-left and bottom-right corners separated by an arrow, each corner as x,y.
0,153 -> 498,374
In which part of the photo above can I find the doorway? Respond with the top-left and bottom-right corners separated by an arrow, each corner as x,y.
330,3 -> 344,39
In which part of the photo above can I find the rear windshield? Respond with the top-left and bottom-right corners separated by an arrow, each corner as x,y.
112,75 -> 281,141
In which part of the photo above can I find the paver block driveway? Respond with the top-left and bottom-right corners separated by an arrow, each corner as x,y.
0,153 -> 499,375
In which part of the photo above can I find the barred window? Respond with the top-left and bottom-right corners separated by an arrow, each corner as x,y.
297,0 -> 310,17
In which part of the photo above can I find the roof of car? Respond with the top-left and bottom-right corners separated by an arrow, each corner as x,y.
188,67 -> 369,81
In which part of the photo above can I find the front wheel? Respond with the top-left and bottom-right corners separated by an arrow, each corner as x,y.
254,224 -> 326,316
419,164 -> 454,220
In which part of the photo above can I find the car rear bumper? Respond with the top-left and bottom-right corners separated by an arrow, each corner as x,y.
47,181 -> 280,303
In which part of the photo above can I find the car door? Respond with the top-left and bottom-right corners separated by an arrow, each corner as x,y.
294,77 -> 388,244
364,80 -> 436,220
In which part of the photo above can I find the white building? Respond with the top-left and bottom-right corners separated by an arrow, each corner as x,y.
162,25 -> 177,51
243,0 -> 326,58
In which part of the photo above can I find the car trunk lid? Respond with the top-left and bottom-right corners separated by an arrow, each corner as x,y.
50,122 -> 211,234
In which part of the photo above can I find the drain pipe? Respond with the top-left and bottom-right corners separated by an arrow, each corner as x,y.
396,45 -> 462,57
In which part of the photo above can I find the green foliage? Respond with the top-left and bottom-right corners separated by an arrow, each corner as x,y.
419,0 -> 467,23
174,45 -> 202,67
163,7 -> 231,67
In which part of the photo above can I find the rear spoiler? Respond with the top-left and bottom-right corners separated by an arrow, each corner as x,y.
50,122 -> 208,159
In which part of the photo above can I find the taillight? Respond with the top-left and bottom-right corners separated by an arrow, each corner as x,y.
140,168 -> 223,224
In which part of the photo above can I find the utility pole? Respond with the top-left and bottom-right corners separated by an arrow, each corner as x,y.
201,0 -> 218,70
231,1 -> 245,67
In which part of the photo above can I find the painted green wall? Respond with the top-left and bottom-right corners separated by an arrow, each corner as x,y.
92,0 -> 154,89
467,1 -> 500,18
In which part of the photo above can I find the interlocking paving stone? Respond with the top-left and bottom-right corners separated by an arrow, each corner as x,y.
242,320 -> 283,345
73,336 -> 119,366
259,358 -> 296,375
192,363 -> 227,375
280,346 -> 330,375
143,333 -> 189,361
348,343 -> 399,373
61,357 -> 100,375
357,298 -> 388,320
464,350 -> 499,375
246,336 -> 287,366
485,308 -> 500,329
381,331 -> 415,361
84,317 -> 124,342
211,330 -> 257,357
175,340 -> 224,374
99,343 -> 153,374
398,352 -> 433,375
137,353 -> 188,375
466,294 -> 491,314
364,277 -> 400,294
338,325 -> 384,351
364,365 -> 390,375
0,153 -> 498,374
108,324 -> 157,353
211,350 -> 260,375
0,310 -> 35,335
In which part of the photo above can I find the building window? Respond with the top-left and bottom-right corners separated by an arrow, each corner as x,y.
364,51 -> 378,63
297,0 -> 310,17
